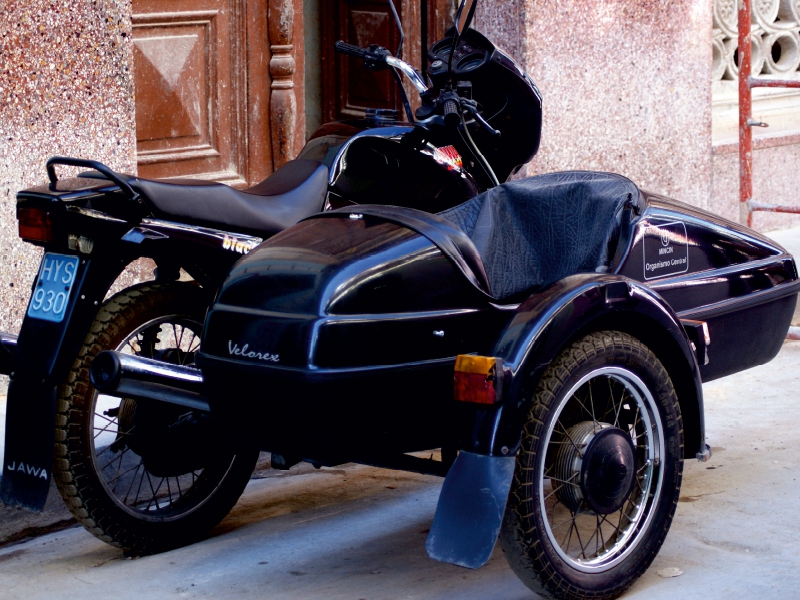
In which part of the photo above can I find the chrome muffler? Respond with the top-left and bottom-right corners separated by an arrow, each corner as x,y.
90,351 -> 209,412
0,332 -> 18,375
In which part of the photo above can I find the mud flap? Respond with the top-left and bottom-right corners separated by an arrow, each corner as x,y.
0,380 -> 57,511
425,451 -> 516,569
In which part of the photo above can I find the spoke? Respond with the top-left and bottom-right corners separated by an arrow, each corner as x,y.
554,423 -> 584,455
93,412 -> 117,426
546,473 -> 581,488
106,461 -> 144,486
188,332 -> 200,354
600,512 -> 622,544
95,444 -> 114,459
608,378 -> 620,427
166,477 -> 174,507
595,514 -> 601,556
99,446 -> 128,472
587,381 -> 598,426
93,420 -> 119,439
144,472 -> 165,511
121,461 -> 141,503
612,386 -> 629,429
123,459 -> 145,505
580,513 -> 601,559
573,515 -> 587,559
570,391 -> 595,424
543,483 -> 565,502
561,513 -> 577,550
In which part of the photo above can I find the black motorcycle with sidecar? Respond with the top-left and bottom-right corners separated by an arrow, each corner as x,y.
3,1 -> 799,599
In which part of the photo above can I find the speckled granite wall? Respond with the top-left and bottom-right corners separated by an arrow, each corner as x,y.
0,0 -> 143,341
476,0 -> 713,211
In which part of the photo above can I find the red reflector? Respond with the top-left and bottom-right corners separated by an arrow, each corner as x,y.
454,355 -> 502,405
18,208 -> 53,242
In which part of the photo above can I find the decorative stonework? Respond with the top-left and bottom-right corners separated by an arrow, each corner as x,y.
268,0 -> 297,170
713,0 -> 800,80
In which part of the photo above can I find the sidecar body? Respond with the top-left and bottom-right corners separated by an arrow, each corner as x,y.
196,170 -> 798,567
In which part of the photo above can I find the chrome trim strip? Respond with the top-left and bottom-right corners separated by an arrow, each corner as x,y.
65,205 -> 128,224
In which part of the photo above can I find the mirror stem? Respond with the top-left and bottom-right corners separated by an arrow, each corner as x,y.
388,0 -> 404,59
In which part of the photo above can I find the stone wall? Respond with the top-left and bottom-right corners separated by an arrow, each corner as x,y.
0,0 -> 142,340
476,0 -> 713,210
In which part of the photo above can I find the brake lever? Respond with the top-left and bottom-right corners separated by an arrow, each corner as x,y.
460,99 -> 501,137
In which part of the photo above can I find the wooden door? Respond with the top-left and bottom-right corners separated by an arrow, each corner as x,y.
320,0 -> 455,123
321,0 -> 418,122
131,0 -> 271,186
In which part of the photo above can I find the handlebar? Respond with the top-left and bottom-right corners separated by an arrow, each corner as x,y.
46,156 -> 141,203
335,40 -> 429,96
334,41 -> 367,59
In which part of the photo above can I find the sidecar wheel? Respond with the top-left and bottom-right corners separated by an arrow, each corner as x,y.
499,331 -> 683,600
53,282 -> 259,555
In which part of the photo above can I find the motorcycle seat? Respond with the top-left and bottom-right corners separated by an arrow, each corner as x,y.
130,159 -> 329,237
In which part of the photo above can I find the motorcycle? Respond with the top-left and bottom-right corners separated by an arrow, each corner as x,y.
3,1 -> 798,599
1,0 -> 535,523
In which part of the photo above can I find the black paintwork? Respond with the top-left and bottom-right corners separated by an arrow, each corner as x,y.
298,120 -> 482,210
199,184 -> 797,468
425,28 -> 543,182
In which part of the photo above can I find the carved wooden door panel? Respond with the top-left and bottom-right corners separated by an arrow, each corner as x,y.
321,0 -> 419,122
320,0 -> 456,124
131,0 -> 271,186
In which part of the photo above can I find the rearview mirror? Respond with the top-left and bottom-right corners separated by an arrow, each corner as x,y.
454,0 -> 477,35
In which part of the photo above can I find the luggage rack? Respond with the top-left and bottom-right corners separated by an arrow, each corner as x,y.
737,0 -> 800,339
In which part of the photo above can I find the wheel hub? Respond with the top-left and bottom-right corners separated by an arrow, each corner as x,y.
553,421 -> 637,515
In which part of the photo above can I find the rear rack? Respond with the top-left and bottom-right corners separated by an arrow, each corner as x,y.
45,156 -> 140,204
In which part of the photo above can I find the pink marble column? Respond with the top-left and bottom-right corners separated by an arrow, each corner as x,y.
476,0 -> 713,211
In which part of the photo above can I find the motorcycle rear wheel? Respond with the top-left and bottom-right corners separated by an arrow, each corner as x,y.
53,281 -> 258,555
499,331 -> 684,600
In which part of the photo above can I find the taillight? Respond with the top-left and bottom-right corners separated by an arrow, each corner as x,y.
454,355 -> 502,405
18,208 -> 54,242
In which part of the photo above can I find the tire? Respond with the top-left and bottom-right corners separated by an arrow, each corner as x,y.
499,331 -> 684,600
53,282 -> 259,555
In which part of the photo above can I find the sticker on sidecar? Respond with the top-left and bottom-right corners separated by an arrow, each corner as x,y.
643,221 -> 689,280
27,253 -> 79,323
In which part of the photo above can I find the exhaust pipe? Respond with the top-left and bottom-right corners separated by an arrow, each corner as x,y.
90,351 -> 210,412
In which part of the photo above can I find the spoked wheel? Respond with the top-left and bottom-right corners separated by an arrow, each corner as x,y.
500,331 -> 683,600
54,282 -> 258,555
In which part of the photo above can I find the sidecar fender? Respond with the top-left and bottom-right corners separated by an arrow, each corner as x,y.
427,274 -> 704,569
487,273 -> 705,458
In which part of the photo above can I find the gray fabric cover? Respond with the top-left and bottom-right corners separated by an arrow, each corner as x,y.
438,171 -> 639,300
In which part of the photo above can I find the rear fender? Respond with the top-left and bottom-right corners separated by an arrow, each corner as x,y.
1,245 -> 133,511
427,274 -> 704,569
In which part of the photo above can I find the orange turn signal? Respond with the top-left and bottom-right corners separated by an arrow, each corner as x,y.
18,208 -> 54,242
454,355 -> 502,405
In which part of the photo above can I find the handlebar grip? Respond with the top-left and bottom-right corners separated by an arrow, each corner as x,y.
443,99 -> 461,128
335,40 -> 367,59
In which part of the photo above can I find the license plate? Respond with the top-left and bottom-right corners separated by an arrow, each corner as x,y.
27,253 -> 80,323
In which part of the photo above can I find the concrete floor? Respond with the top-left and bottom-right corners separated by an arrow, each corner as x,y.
2,226 -> 800,599
0,338 -> 798,599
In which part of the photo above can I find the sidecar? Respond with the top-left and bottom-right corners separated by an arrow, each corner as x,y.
94,170 -> 798,598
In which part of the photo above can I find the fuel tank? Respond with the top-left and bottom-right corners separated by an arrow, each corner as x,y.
297,119 -> 481,212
